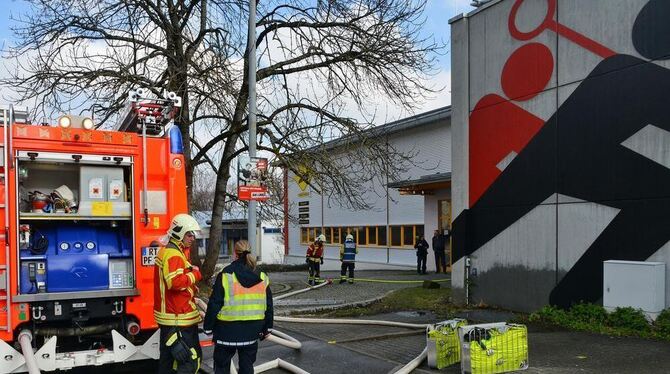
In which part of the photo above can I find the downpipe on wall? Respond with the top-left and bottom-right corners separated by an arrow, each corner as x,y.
465,256 -> 471,306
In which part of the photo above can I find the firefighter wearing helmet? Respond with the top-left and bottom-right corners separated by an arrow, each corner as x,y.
340,234 -> 358,284
154,213 -> 203,373
306,233 -> 326,285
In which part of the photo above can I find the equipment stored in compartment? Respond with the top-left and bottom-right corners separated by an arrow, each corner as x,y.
19,224 -> 133,294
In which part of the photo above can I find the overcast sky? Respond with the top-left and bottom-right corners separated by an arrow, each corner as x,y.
0,0 -> 474,122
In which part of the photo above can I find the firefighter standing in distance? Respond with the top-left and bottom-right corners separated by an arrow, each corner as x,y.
154,213 -> 203,374
203,240 -> 273,374
340,234 -> 358,284
306,234 -> 325,285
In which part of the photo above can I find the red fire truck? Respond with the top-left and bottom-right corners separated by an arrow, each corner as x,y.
0,89 -> 188,372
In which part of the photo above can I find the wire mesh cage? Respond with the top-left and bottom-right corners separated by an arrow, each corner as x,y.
458,323 -> 529,374
426,318 -> 468,369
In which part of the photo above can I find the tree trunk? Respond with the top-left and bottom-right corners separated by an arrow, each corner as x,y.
201,132 -> 240,281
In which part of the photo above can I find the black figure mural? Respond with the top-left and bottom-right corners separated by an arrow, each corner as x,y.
453,0 -> 670,309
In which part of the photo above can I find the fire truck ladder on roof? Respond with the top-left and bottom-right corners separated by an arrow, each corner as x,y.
113,89 -> 182,226
114,88 -> 182,135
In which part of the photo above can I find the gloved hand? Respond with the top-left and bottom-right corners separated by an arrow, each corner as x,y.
305,257 -> 310,264
166,331 -> 194,364
259,330 -> 270,341
320,258 -> 324,265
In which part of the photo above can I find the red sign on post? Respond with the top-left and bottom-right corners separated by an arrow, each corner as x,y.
238,156 -> 270,201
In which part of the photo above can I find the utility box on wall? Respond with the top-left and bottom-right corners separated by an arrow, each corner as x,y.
603,260 -> 665,320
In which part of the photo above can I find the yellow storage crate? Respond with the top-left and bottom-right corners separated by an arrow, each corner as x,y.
458,323 -> 529,374
426,318 -> 468,369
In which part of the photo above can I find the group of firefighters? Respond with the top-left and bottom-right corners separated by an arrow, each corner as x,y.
153,213 -> 272,374
151,215 -> 361,374
305,233 -> 358,285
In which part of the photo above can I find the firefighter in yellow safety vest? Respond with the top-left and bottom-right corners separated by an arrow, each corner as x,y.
203,240 -> 274,374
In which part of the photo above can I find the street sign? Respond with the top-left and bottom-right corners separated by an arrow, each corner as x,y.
298,219 -> 310,225
238,156 -> 270,201
299,213 -> 309,219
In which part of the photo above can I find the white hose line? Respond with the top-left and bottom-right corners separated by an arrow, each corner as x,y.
18,330 -> 40,374
393,346 -> 428,374
254,358 -> 311,374
274,280 -> 330,301
266,329 -> 302,349
275,316 -> 429,330
201,279 -> 427,373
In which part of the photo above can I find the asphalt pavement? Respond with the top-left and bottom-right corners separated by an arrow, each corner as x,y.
87,270 -> 670,373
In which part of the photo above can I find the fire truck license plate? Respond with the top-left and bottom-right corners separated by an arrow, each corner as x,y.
142,247 -> 159,266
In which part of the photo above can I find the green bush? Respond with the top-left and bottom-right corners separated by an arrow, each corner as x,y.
606,307 -> 650,332
529,305 -> 569,326
654,308 -> 670,338
568,303 -> 608,326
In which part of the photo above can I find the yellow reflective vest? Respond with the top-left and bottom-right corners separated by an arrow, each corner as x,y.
217,272 -> 269,322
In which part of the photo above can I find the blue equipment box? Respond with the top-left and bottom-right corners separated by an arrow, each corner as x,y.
46,254 -> 109,292
19,225 -> 132,294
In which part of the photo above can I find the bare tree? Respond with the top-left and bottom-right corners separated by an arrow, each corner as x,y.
191,168 -> 216,212
4,0 -> 442,282
3,0 -> 237,206
200,0 -> 441,281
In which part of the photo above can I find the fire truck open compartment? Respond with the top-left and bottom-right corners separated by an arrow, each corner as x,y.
14,152 -> 136,303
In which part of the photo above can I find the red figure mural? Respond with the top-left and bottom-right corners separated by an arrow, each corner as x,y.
469,0 -> 616,206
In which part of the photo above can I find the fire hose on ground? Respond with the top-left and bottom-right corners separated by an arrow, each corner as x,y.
18,330 -> 39,374
17,276 -> 430,374
195,278 -> 432,374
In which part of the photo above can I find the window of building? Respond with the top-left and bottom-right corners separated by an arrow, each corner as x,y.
332,227 -> 341,244
390,225 -> 402,247
301,227 -> 308,244
378,226 -> 387,246
416,225 -> 424,241
403,226 -> 414,246
313,225 -> 422,248
324,227 -> 331,243
368,227 -> 377,245
357,226 -> 367,245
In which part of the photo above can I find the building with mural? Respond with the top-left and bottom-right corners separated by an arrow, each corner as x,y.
450,0 -> 670,312
284,107 -> 452,270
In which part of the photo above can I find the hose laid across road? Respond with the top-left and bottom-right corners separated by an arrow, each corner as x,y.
275,316 -> 429,329
354,277 -> 450,284
199,277 -> 434,374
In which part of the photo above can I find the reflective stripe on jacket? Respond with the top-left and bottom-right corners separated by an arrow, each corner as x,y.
217,272 -> 269,321
340,241 -> 357,262
153,239 -> 202,326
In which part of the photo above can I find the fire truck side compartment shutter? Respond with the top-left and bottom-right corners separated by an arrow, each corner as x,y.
141,191 -> 167,214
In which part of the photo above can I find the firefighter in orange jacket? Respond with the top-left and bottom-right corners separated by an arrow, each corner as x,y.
154,213 -> 203,374
306,234 -> 325,285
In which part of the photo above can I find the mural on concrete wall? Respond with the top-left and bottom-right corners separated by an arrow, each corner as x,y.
454,0 -> 670,308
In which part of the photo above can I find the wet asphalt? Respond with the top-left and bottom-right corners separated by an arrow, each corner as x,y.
77,270 -> 670,373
